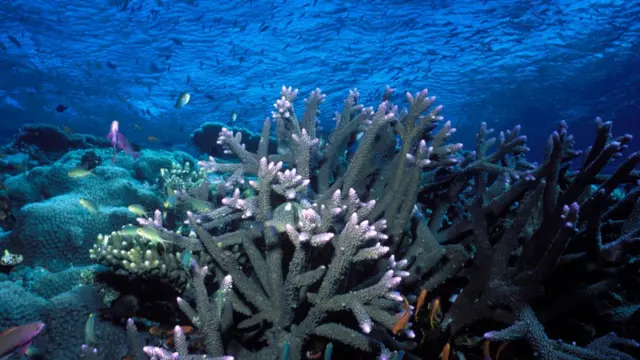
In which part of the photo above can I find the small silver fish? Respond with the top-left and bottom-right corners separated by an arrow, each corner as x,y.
174,92 -> 190,108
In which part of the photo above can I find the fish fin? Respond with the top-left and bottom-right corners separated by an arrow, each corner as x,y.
0,327 -> 16,337
19,342 -> 32,356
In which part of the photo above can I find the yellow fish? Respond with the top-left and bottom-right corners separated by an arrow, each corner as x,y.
188,199 -> 211,212
229,110 -> 238,124
68,168 -> 95,178
85,313 -> 96,345
128,204 -> 147,217
120,225 -> 139,237
174,92 -> 190,108
79,198 -> 98,214
63,125 -> 73,136
164,195 -> 177,209
147,136 -> 160,142
136,227 -> 172,249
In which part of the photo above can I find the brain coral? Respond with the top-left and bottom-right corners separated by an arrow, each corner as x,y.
0,280 -> 48,329
37,285 -> 128,360
0,264 -> 129,360
1,148 -> 199,269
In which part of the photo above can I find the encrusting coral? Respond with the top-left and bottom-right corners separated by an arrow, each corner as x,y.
91,85 -> 640,360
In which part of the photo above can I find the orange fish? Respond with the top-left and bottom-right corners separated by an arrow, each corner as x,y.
429,297 -> 441,329
483,339 -> 491,358
167,325 -> 194,336
392,297 -> 411,335
440,342 -> 450,360
148,136 -> 160,142
149,327 -> 165,337
164,336 -> 174,347
121,355 -> 134,360
496,341 -> 510,360
414,288 -> 427,322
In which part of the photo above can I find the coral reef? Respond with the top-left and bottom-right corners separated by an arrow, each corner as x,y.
80,150 -> 102,171
1,85 -> 638,360
158,161 -> 203,193
4,124 -> 112,167
133,86 -> 640,360
89,229 -> 190,292
0,266 -> 130,359
190,122 -> 277,159
484,306 -> 639,360
0,148 -> 199,270
134,86 -> 460,359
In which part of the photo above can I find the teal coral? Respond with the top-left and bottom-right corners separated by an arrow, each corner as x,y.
2,149 -> 171,269
39,285 -> 128,360
0,280 -> 48,328
139,86 -> 449,359
0,270 -> 129,360
484,306 -> 640,360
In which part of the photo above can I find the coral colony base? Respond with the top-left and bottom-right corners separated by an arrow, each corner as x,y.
1,85 -> 639,360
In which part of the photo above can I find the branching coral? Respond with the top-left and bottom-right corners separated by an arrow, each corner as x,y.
484,306 -> 639,360
90,83 -> 640,360
137,85 -> 466,359
158,161 -> 204,193
161,162 -> 404,359
433,119 -> 640,337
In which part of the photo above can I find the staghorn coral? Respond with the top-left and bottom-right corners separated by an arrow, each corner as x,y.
138,85 -> 466,359
143,162 -> 404,359
388,117 -> 640,359
143,264 -> 235,360
484,306 -> 639,360
91,85 -> 640,360
431,119 -> 640,336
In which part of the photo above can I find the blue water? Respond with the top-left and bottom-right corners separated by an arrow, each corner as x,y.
1,0 -> 638,157
1,0 -> 640,359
